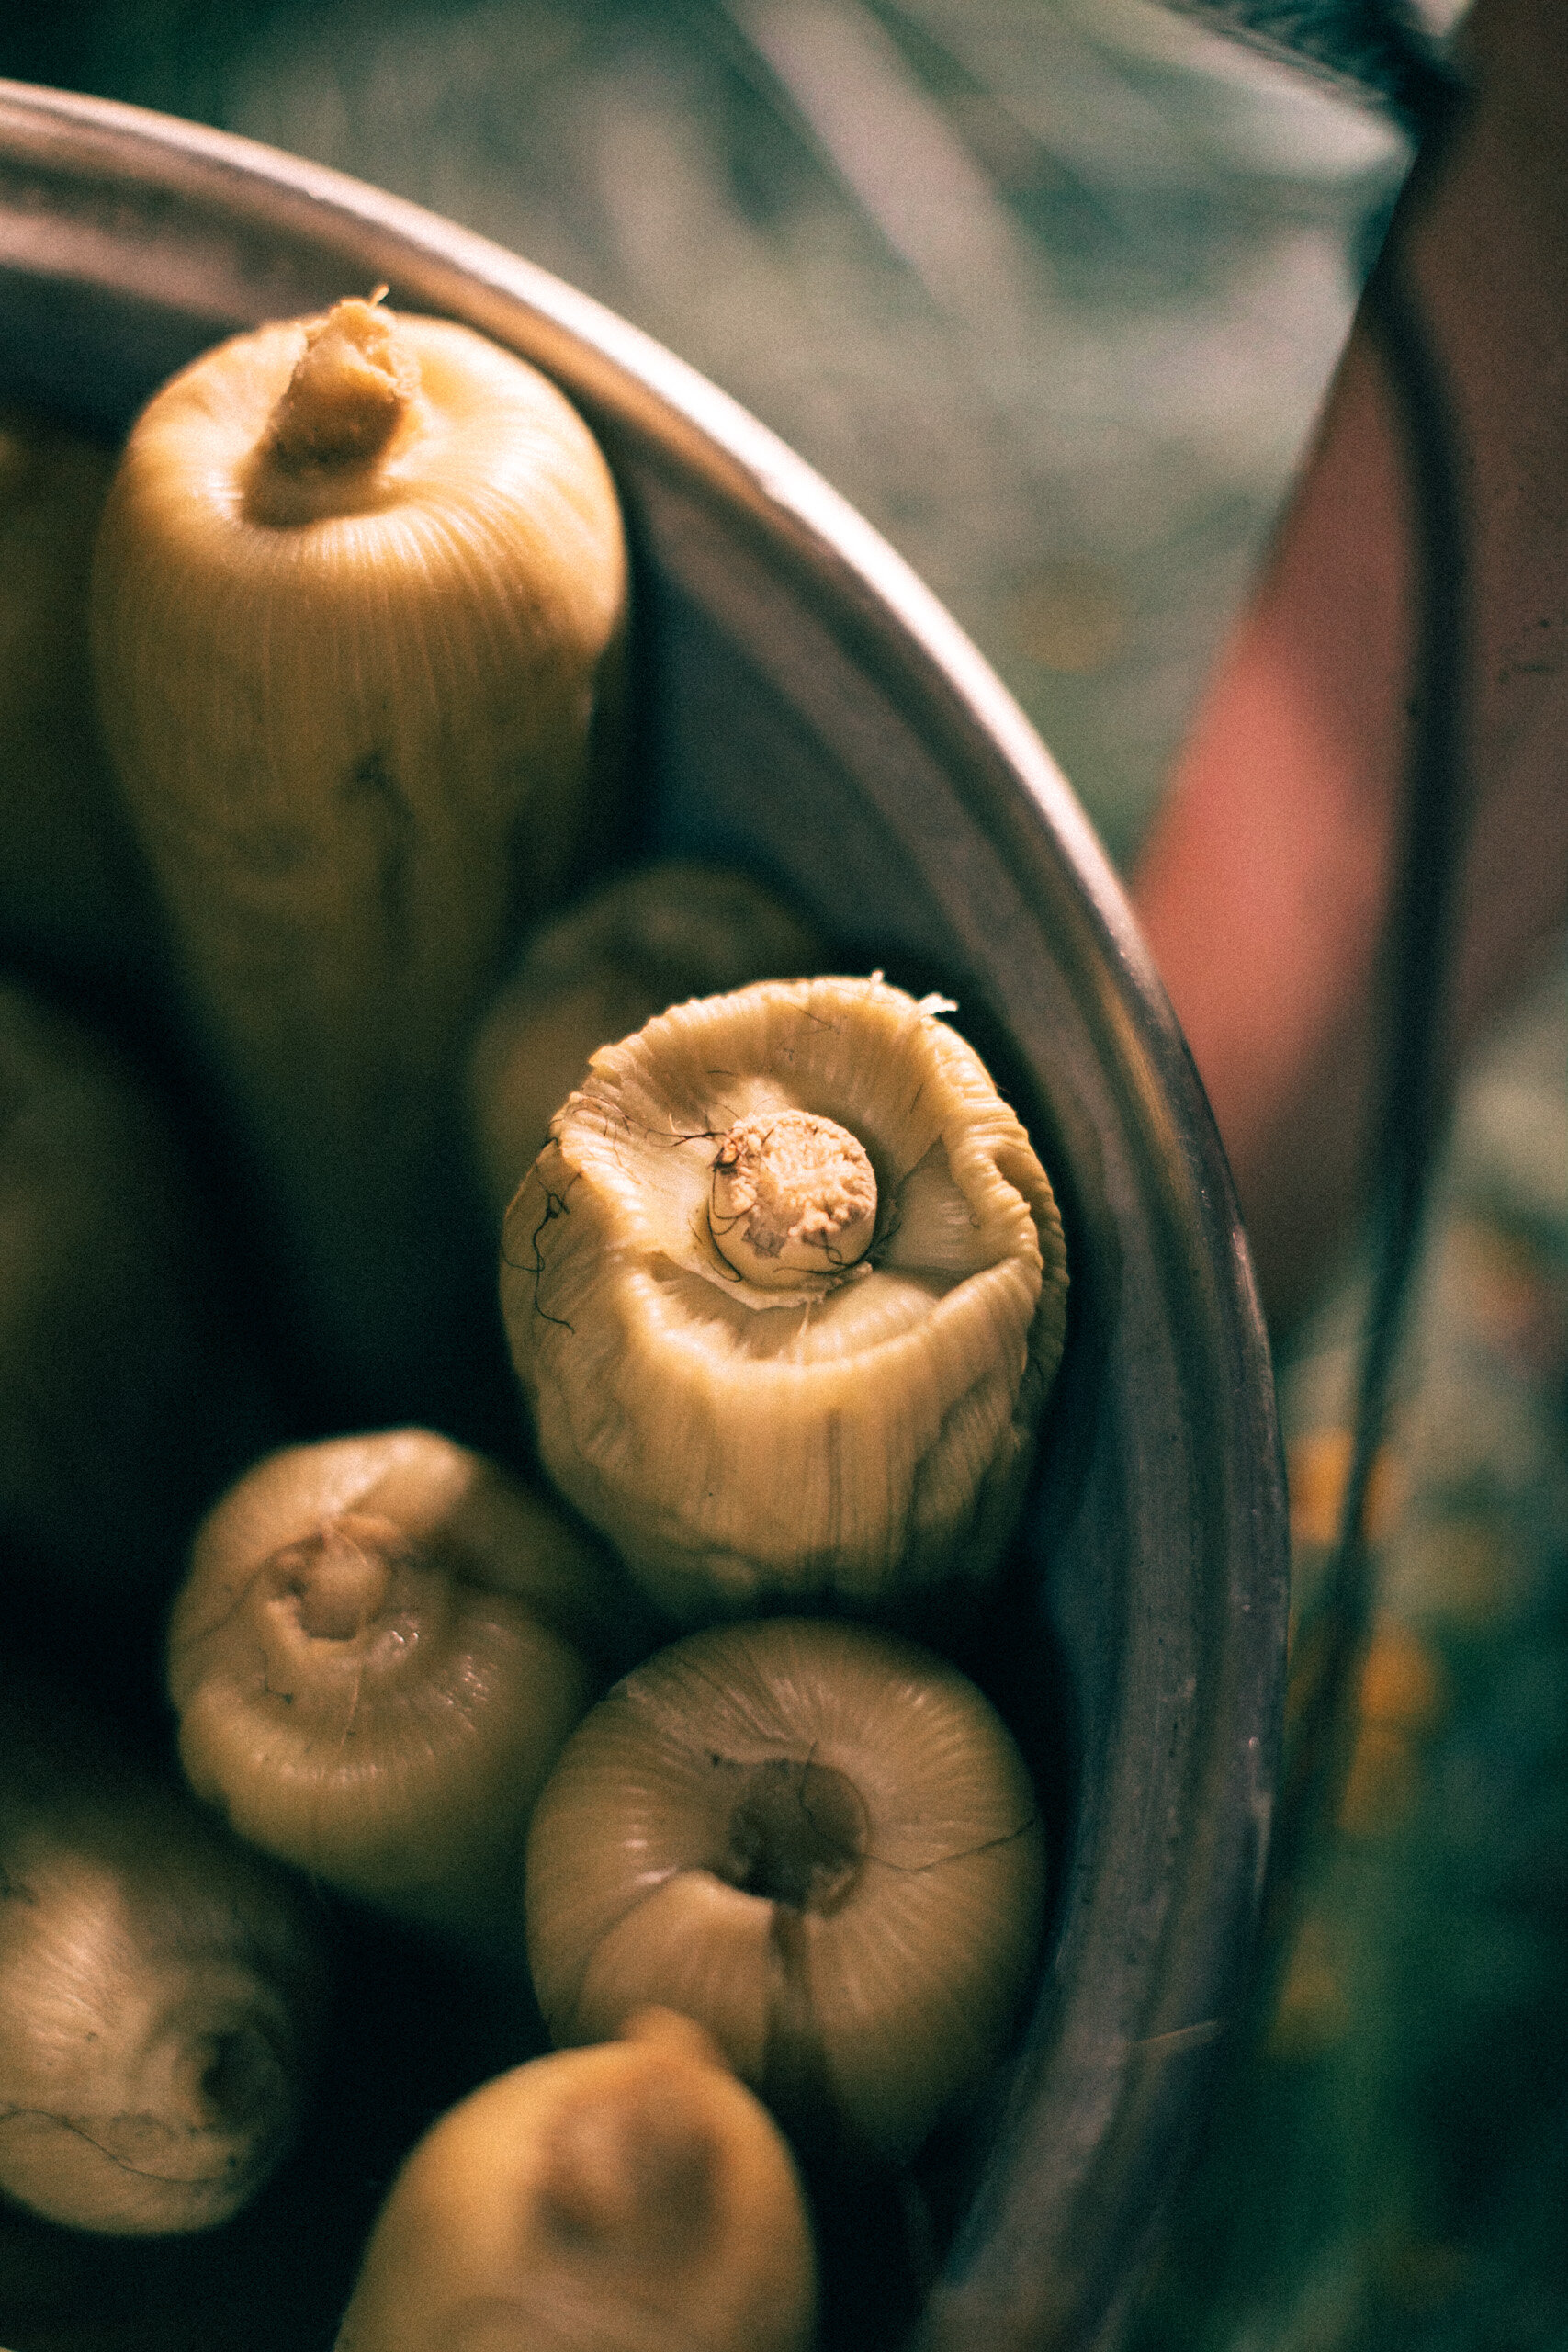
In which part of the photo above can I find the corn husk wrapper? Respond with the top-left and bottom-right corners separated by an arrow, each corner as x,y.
91,302 -> 627,1411
468,859 -> 823,1221
502,975 -> 1067,1620
334,2009 -> 816,2352
0,1679 -> 324,2237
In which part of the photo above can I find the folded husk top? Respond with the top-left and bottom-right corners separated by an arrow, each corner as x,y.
502,976 -> 1067,1617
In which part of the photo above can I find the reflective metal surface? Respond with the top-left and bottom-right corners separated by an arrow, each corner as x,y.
0,81 -> 1288,2351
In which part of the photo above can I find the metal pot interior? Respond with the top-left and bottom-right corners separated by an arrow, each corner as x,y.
0,83 -> 1287,2352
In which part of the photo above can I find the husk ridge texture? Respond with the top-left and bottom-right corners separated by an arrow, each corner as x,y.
502,977 -> 1067,1615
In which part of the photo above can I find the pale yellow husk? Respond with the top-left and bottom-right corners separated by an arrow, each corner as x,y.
525,1620 -> 1044,2165
333,2009 -> 816,2352
501,975 -> 1067,1616
468,859 -> 823,1220
91,303 -> 627,1398
0,1683 -> 323,2236
167,1430 -> 608,1943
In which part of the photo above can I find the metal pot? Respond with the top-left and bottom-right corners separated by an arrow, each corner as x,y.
0,80 -> 1287,2352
